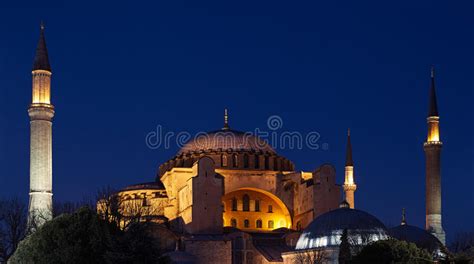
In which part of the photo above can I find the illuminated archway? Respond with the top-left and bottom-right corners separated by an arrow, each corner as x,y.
222,187 -> 292,231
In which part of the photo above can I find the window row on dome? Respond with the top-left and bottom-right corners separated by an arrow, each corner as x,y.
159,152 -> 295,176
220,154 -> 291,170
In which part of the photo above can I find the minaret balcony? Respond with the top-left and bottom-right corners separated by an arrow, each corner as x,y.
424,141 -> 443,147
29,103 -> 54,109
343,184 -> 357,192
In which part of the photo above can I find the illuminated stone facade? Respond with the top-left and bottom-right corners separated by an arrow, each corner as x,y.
110,123 -> 342,263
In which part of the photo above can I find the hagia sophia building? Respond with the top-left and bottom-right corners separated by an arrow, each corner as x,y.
27,25 -> 447,263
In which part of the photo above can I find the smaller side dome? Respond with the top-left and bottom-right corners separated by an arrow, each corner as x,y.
120,181 -> 165,192
388,225 -> 441,253
295,208 -> 388,250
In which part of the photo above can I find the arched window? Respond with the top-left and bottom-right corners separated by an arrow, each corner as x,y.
231,218 -> 237,228
255,200 -> 260,212
268,205 -> 273,213
256,219 -> 262,228
244,219 -> 250,228
268,220 -> 274,229
264,156 -> 269,170
232,198 -> 237,211
232,154 -> 238,168
221,154 -> 228,167
243,195 -> 250,211
255,155 -> 260,169
243,154 -> 249,168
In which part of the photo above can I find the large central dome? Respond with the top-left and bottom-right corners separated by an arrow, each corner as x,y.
178,129 -> 276,155
157,115 -> 295,177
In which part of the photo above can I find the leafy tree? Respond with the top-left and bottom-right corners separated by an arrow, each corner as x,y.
10,207 -> 117,263
0,197 -> 95,262
339,228 -> 352,264
10,207 -> 165,264
353,239 -> 433,264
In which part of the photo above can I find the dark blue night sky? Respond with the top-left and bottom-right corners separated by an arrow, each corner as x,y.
0,0 -> 472,243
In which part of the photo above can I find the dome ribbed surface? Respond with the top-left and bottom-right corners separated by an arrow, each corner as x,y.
296,208 -> 388,249
178,129 -> 276,155
389,225 -> 441,253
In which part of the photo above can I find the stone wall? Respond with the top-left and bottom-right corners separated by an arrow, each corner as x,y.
185,239 -> 232,264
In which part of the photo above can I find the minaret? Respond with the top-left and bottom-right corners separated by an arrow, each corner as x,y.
343,129 -> 357,209
223,108 -> 230,130
28,22 -> 54,227
401,208 -> 407,226
424,67 -> 445,245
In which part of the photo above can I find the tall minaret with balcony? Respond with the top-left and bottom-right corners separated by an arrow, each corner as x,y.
28,23 -> 54,226
424,67 -> 445,245
343,129 -> 357,209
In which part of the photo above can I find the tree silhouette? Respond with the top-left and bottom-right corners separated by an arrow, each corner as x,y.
339,228 -> 352,264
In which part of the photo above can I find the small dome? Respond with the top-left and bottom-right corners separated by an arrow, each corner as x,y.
295,208 -> 388,249
178,129 -> 276,155
339,200 -> 350,208
120,181 -> 165,191
389,225 -> 441,253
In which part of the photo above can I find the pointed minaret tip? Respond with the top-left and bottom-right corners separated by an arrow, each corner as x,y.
428,66 -> 439,117
345,128 -> 353,166
401,208 -> 407,225
223,108 -> 230,130
33,21 -> 51,72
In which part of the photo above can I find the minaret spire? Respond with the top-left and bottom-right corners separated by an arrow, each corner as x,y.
424,66 -> 445,245
223,108 -> 230,130
33,21 -> 51,72
428,66 -> 438,117
401,208 -> 407,225
345,128 -> 353,166
343,128 -> 357,209
28,23 -> 54,229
